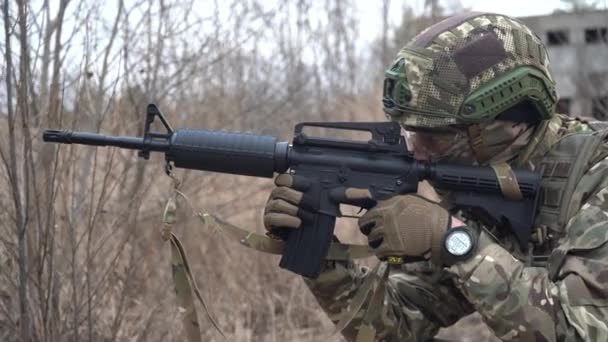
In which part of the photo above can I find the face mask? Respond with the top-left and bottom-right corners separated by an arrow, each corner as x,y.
406,121 -> 533,165
407,128 -> 473,163
473,121 -> 534,164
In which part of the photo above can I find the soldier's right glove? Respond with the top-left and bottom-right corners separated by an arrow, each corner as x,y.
263,173 -> 313,239
358,194 -> 450,266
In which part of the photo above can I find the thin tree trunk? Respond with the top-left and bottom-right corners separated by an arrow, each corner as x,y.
16,0 -> 32,340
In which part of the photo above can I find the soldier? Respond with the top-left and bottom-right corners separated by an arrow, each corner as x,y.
263,12 -> 608,342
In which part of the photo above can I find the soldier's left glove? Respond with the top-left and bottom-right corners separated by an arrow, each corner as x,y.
358,194 -> 450,266
263,173 -> 311,239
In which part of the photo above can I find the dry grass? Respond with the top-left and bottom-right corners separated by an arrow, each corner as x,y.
0,97 -> 500,342
0,1 -> 501,340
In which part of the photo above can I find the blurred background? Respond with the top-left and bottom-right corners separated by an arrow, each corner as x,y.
1,0 -> 606,341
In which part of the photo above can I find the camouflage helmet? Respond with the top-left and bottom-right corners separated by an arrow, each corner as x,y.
383,12 -> 558,130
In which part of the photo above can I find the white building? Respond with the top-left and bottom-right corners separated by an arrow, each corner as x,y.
520,10 -> 608,119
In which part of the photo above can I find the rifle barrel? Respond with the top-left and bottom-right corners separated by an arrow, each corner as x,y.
42,130 -> 170,152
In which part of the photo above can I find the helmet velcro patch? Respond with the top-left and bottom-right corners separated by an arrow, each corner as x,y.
452,30 -> 508,79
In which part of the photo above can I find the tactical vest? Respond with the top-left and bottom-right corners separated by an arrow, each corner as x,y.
531,120 -> 608,260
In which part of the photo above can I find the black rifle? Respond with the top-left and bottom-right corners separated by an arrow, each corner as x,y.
43,104 -> 541,278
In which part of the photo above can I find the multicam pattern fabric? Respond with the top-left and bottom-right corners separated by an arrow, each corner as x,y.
406,128 -> 470,162
384,12 -> 555,129
406,120 -> 534,164
304,116 -> 608,341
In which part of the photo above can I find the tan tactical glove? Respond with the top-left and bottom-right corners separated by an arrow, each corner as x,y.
263,174 -> 311,238
358,194 -> 450,265
264,173 -> 374,239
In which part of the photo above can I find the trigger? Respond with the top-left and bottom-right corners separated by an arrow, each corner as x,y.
341,208 -> 366,219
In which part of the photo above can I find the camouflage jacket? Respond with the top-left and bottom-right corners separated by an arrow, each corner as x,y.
305,115 -> 608,342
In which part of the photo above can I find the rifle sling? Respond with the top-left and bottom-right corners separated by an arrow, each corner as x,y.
162,194 -> 226,341
162,180 -> 376,342
491,162 -> 523,201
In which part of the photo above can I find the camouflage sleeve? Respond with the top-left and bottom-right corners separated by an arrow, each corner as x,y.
304,260 -> 474,341
447,187 -> 608,341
